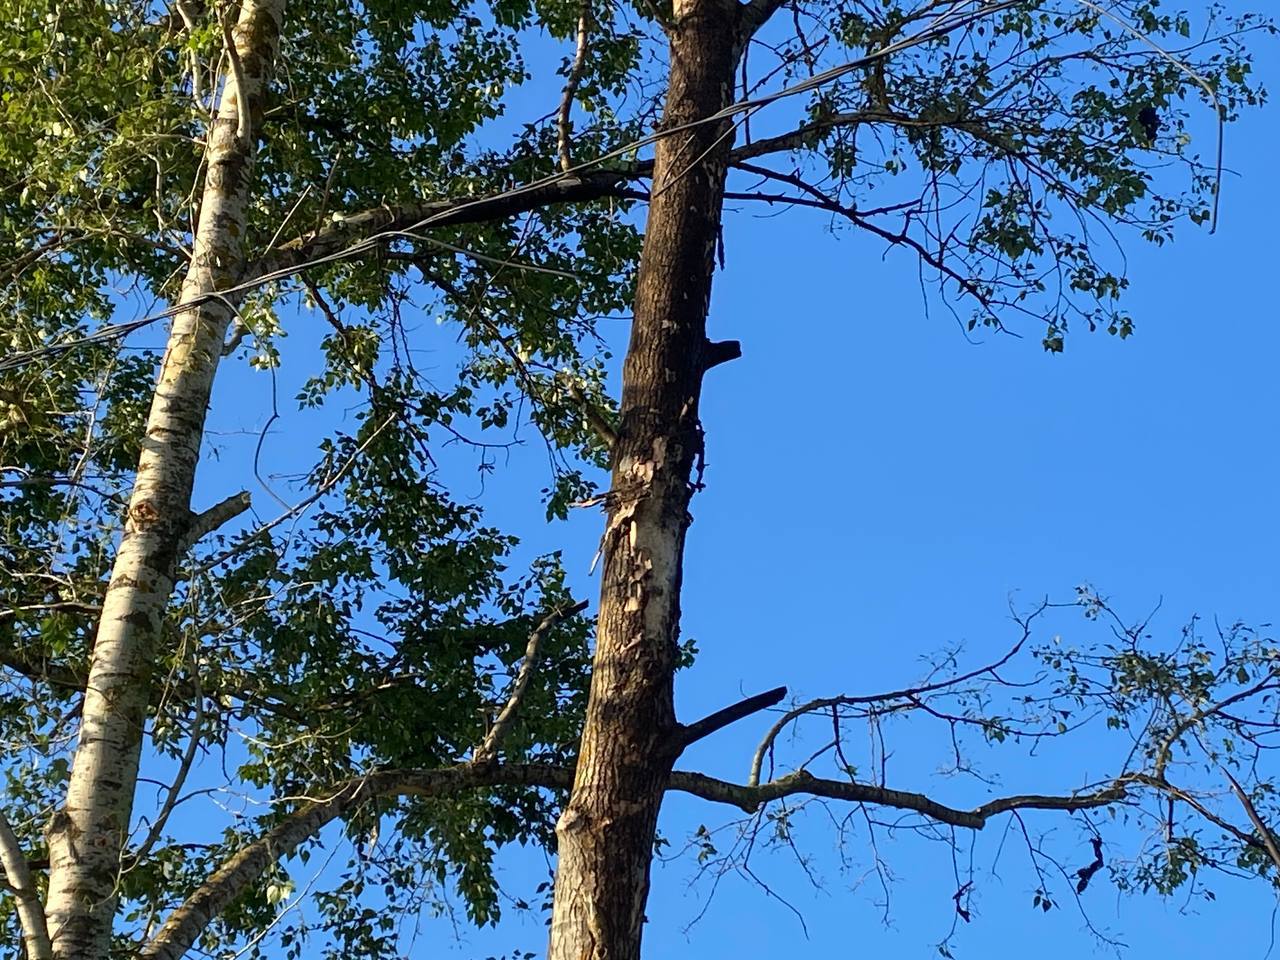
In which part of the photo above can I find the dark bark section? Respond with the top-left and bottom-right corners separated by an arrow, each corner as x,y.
254,172 -> 646,284
547,4 -> 743,959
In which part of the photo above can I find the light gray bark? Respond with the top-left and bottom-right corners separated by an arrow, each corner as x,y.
42,4 -> 286,957
0,814 -> 53,960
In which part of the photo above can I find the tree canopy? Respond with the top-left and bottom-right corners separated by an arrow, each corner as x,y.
0,0 -> 1276,958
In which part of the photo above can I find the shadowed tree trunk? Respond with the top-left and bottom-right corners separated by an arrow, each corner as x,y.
547,2 -> 745,957
41,4 -> 285,957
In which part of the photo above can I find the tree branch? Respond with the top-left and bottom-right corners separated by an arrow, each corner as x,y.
701,338 -> 742,371
1152,669 -> 1280,779
0,645 -> 89,691
748,615 -> 1038,785
251,105 -> 1010,300
178,490 -> 252,556
737,0 -> 787,44
1131,773 -> 1272,856
138,763 -> 575,960
726,106 -> 1021,166
474,600 -> 590,764
568,384 -> 618,450
140,758 -> 1133,960
1222,768 -> 1280,875
670,769 -> 1127,822
217,4 -> 251,144
128,670 -> 206,868
0,812 -> 53,960
675,686 -> 786,751
557,3 -> 592,173
251,172 -> 646,288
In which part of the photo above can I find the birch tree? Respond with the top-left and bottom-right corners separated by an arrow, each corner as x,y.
0,1 -> 1276,959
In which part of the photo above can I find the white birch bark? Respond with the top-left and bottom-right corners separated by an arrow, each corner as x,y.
42,4 -> 286,956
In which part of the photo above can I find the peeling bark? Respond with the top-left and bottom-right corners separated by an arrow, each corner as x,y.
41,4 -> 286,958
547,3 -> 743,958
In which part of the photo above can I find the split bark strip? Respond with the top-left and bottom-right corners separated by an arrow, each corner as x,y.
41,3 -> 286,958
546,1 -> 745,957
0,813 -> 52,960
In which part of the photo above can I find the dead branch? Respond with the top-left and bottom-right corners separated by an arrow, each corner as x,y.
676,686 -> 787,751
178,490 -> 252,555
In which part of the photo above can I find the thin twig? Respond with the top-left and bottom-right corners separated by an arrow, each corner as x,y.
128,668 -> 206,869
749,610 -> 1040,785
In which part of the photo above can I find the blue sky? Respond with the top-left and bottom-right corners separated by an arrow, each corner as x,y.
169,13 -> 1280,960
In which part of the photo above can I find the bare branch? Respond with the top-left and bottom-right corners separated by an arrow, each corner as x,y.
474,600 -> 590,764
0,601 -> 101,623
128,670 -> 206,868
254,172 -> 644,288
1222,768 -> 1280,876
178,490 -> 252,556
676,686 -> 787,751
749,614 -> 1038,785
674,768 -> 1127,823
557,3 -> 592,173
1131,774 -> 1270,856
0,645 -> 89,691
217,3 -> 252,143
727,108 -> 992,164
702,338 -> 742,371
189,414 -> 398,577
173,0 -> 205,109
141,756 -> 1134,960
0,812 -> 53,960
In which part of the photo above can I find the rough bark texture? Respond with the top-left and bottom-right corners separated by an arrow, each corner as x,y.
42,5 -> 285,958
547,3 -> 743,958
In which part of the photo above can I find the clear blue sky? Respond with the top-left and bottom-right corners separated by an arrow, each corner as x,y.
174,18 -> 1280,960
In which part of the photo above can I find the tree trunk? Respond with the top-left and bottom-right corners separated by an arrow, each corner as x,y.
547,3 -> 742,958
43,4 -> 285,957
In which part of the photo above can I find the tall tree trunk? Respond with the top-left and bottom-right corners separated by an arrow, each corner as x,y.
548,3 -> 742,958
43,4 -> 285,957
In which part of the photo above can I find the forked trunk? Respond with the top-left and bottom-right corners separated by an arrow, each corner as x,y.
42,4 -> 285,957
547,3 -> 743,958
